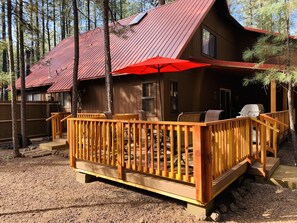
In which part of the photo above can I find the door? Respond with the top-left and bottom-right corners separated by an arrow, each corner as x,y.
220,88 -> 231,118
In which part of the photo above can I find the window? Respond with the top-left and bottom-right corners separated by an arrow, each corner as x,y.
170,81 -> 178,114
202,28 -> 216,58
33,93 -> 41,101
26,94 -> 33,101
58,92 -> 71,108
142,82 -> 155,114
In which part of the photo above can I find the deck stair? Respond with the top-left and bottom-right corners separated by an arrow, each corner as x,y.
269,165 -> 297,189
248,157 -> 280,178
39,138 -> 68,151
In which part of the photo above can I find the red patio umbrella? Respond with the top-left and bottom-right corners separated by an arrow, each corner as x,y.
112,56 -> 210,120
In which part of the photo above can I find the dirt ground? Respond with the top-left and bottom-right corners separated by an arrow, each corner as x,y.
0,139 -> 297,223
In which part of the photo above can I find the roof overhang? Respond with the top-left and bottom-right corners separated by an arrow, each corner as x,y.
191,58 -> 283,74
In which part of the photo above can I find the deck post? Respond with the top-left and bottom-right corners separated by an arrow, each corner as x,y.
270,80 -> 276,112
193,125 -> 212,204
117,122 -> 124,180
68,119 -> 76,168
273,120 -> 278,157
260,116 -> 267,176
51,117 -> 55,141
58,113 -> 63,138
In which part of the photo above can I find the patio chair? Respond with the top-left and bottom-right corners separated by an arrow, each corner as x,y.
177,111 -> 205,122
204,110 -> 224,122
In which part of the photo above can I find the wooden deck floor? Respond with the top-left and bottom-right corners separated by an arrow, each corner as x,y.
74,157 -> 250,206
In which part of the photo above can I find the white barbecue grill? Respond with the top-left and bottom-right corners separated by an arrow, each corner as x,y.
237,104 -> 264,143
237,104 -> 264,118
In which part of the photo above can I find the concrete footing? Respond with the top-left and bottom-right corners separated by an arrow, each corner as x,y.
187,201 -> 214,218
76,172 -> 97,184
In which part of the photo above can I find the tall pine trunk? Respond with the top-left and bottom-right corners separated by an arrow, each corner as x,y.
16,14 -> 20,78
284,4 -> 297,165
19,0 -> 27,148
8,0 -> 21,157
72,0 -> 79,118
41,0 -> 45,56
87,0 -> 91,30
53,0 -> 57,46
103,0 -> 114,114
35,0 -> 40,61
61,0 -> 66,40
1,0 -> 8,101
29,0 -> 35,65
46,0 -> 51,51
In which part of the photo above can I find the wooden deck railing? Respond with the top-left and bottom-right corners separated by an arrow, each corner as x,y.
205,118 -> 252,179
67,111 -> 289,204
46,112 -> 70,140
261,110 -> 289,143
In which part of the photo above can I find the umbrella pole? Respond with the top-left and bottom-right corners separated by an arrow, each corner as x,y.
158,74 -> 163,121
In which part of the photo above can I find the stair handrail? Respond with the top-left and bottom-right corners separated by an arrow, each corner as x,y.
260,114 -> 289,128
251,117 -> 280,177
250,117 -> 280,133
61,114 -> 72,123
46,113 -> 60,122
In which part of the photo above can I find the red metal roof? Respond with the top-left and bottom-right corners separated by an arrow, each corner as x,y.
16,0 -> 216,92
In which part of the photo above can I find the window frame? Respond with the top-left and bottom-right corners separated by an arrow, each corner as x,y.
141,81 -> 156,115
202,27 -> 217,58
169,80 -> 178,114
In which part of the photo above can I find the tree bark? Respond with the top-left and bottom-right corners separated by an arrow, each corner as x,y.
72,0 -> 79,118
53,0 -> 57,46
46,0 -> 51,51
16,13 -> 20,78
35,0 -> 40,61
103,0 -> 114,114
19,0 -> 27,148
29,0 -> 35,65
7,0 -> 21,157
1,0 -> 8,101
87,0 -> 91,30
61,0 -> 66,40
158,0 -> 165,5
284,4 -> 297,165
41,0 -> 45,56
93,2 -> 97,28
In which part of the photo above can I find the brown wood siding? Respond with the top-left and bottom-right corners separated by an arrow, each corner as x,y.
80,76 -> 161,121
182,5 -> 259,62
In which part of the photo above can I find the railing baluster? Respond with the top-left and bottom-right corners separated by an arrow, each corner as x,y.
150,123 -> 154,174
170,124 -> 174,178
156,124 -> 161,176
127,123 -> 131,169
184,125 -> 189,182
138,123 -> 142,172
144,123 -> 148,173
177,125 -> 181,180
133,123 -> 137,170
162,124 -> 167,177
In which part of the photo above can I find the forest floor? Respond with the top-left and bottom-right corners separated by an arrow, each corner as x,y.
0,138 -> 297,223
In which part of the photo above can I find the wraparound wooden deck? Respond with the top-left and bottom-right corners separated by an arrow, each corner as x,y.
64,110 -> 289,207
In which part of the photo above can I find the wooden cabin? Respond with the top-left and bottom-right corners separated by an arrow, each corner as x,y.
16,0 -> 293,216
16,0 -> 294,120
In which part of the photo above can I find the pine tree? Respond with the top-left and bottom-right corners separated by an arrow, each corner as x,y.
19,0 -> 28,148
72,0 -> 79,118
243,1 -> 297,164
8,0 -> 21,157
